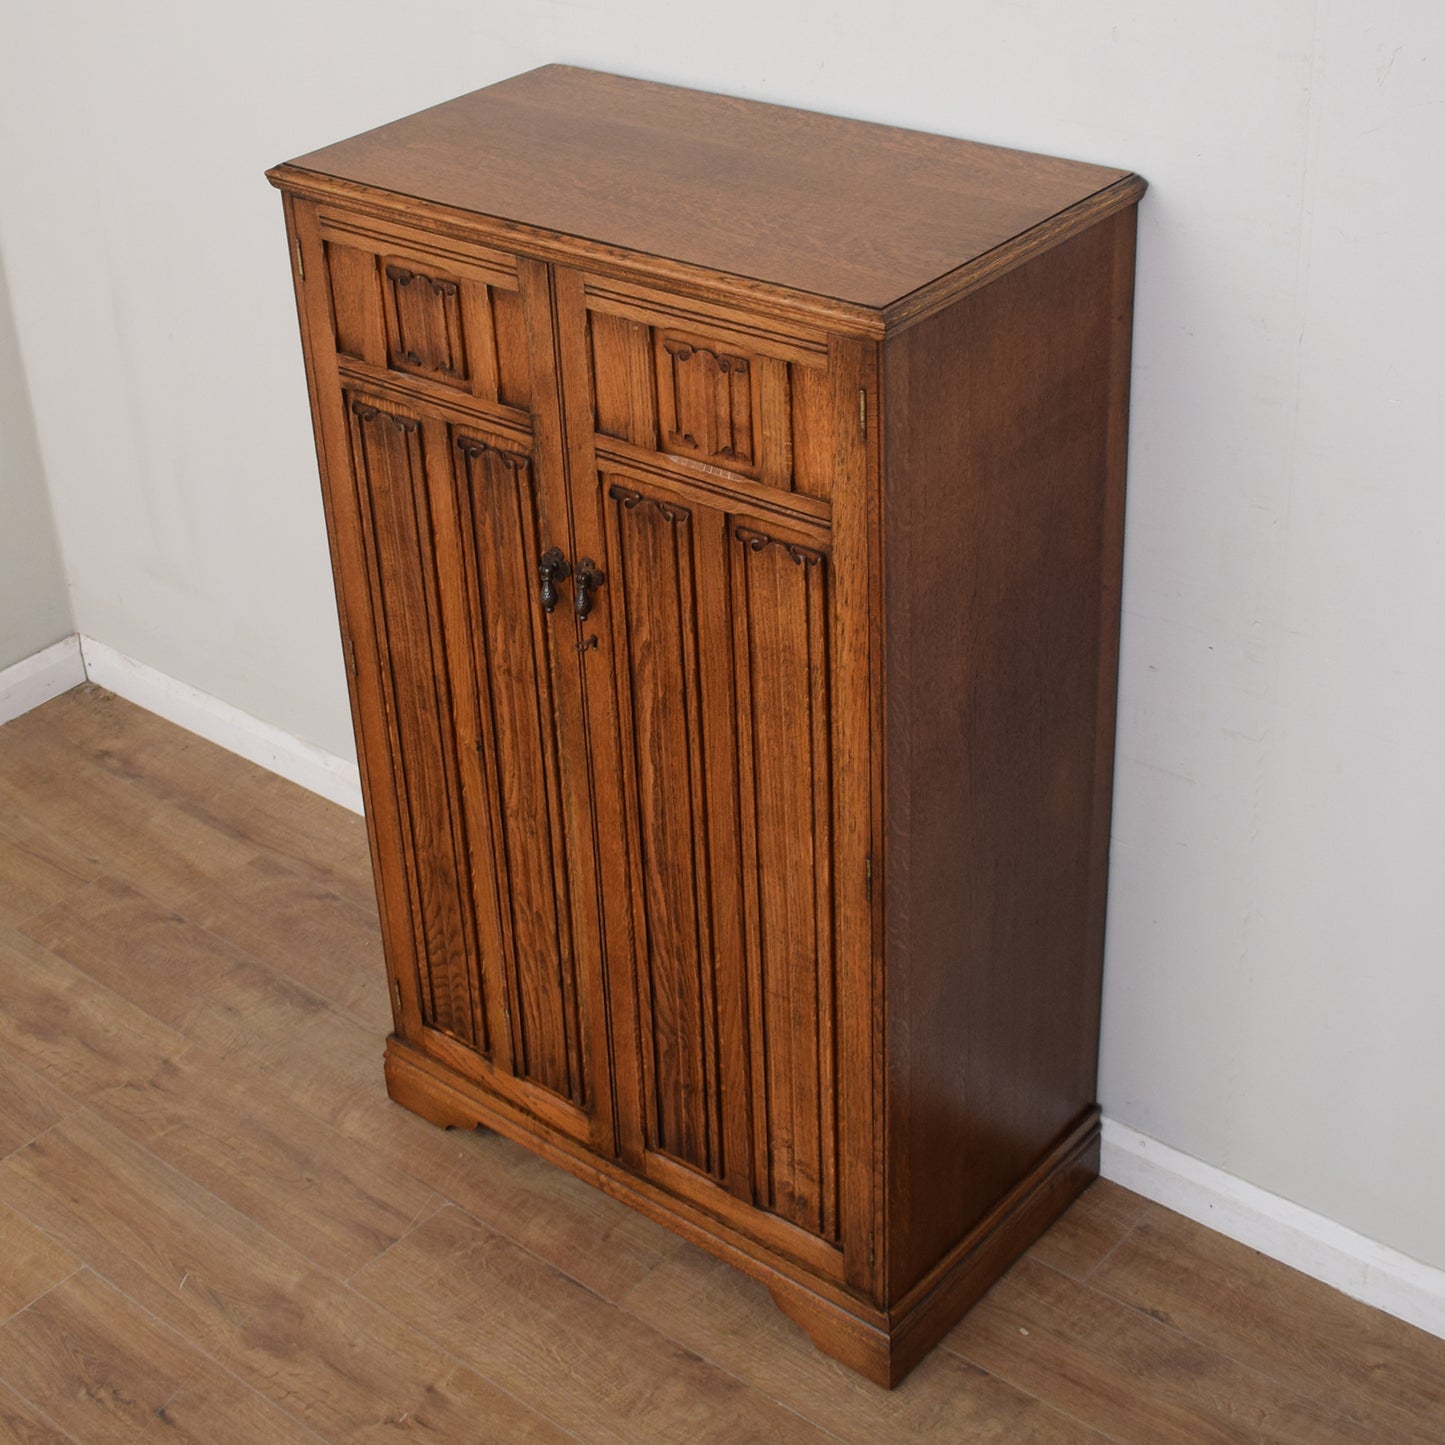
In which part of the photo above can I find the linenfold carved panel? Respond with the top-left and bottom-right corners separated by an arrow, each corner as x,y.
604,479 -> 725,1181
657,336 -> 757,472
344,395 -> 488,1053
383,259 -> 469,384
451,429 -> 589,1107
730,518 -> 838,1244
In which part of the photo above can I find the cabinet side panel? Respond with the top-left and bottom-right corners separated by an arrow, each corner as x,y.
881,207 -> 1137,1297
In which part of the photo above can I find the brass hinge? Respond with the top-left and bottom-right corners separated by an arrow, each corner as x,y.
344,636 -> 357,677
392,977 -> 404,1012
295,237 -> 305,282
868,1233 -> 876,1269
858,388 -> 867,439
865,855 -> 873,901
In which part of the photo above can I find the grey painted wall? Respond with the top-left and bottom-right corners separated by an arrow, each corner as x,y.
0,245 -> 70,670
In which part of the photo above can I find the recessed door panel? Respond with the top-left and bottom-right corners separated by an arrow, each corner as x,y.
597,469 -> 842,1250
448,427 -> 589,1106
343,392 -> 488,1052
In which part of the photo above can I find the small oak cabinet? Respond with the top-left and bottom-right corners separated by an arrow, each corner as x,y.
268,66 -> 1144,1386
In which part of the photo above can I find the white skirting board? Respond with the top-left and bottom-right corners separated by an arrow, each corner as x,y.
4,636 -> 1443,1340
1102,1119 -> 1445,1340
0,634 -> 87,725
77,635 -> 364,814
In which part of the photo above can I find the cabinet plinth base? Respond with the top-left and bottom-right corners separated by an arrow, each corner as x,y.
383,1035 -> 1098,1388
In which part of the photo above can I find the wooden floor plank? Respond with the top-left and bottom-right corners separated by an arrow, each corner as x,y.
19,877 -> 382,1119
1027,1178 -> 1152,1280
2,688 -> 375,912
0,1112 -> 571,1442
334,1107 -> 683,1301
352,1203 -> 834,1444
0,1202 -> 78,1322
944,1255 -> 1382,1444
203,765 -> 379,913
90,1045 -> 446,1280
0,1269 -> 316,1445
0,740 -> 260,910
0,810 -> 96,930
0,1374 -> 76,1444
0,1051 -> 76,1159
1091,1205 -> 1445,1443
0,925 -> 189,1101
172,853 -> 389,1030
619,1240 -> 1111,1443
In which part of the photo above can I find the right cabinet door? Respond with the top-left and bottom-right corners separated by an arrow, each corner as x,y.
555,267 -> 875,1283
598,475 -> 844,1259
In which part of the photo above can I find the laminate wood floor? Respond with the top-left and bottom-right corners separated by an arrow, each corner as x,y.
1,685 -> 1441,1443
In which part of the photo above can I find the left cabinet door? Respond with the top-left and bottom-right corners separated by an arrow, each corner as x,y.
284,197 -> 612,1152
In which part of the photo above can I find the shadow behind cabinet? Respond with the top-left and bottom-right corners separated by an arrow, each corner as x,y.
268,66 -> 1144,1387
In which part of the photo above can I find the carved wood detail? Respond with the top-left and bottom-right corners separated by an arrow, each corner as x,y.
344,393 -> 488,1053
730,522 -> 839,1243
451,429 -> 588,1106
605,480 -> 726,1181
601,476 -> 840,1241
732,525 -> 827,568
383,257 -> 470,384
606,481 -> 691,523
456,433 -> 532,478
657,334 -> 758,473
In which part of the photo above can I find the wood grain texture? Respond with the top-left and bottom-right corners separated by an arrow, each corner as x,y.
1090,1205 -> 1445,1443
0,1376 -> 72,1444
170,853 -> 388,1031
0,1112 -> 566,1442
0,810 -> 95,929
945,1257 -> 1389,1445
0,1203 -> 78,1321
1,690 -> 1442,1438
0,1270 -> 312,1445
0,1052 -> 75,1160
352,1203 -> 836,1444
279,65 -> 1132,309
1026,1177 -> 1152,1280
89,1046 -> 443,1279
619,1244 -> 1111,1444
881,207 -> 1138,1299
0,923 -> 188,1101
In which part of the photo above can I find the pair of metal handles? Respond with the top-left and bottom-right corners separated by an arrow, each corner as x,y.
538,547 -> 604,620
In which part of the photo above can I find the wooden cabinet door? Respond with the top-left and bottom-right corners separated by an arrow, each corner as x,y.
555,269 -> 875,1279
290,205 -> 611,1150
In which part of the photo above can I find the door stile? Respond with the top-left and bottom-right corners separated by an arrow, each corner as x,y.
284,195 -> 428,1043
518,257 -> 615,1151
825,335 -> 879,1294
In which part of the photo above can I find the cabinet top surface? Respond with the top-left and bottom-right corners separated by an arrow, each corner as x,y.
276,65 -> 1134,311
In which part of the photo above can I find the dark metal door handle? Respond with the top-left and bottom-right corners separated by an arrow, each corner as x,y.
574,560 -> 605,620
538,547 -> 570,614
